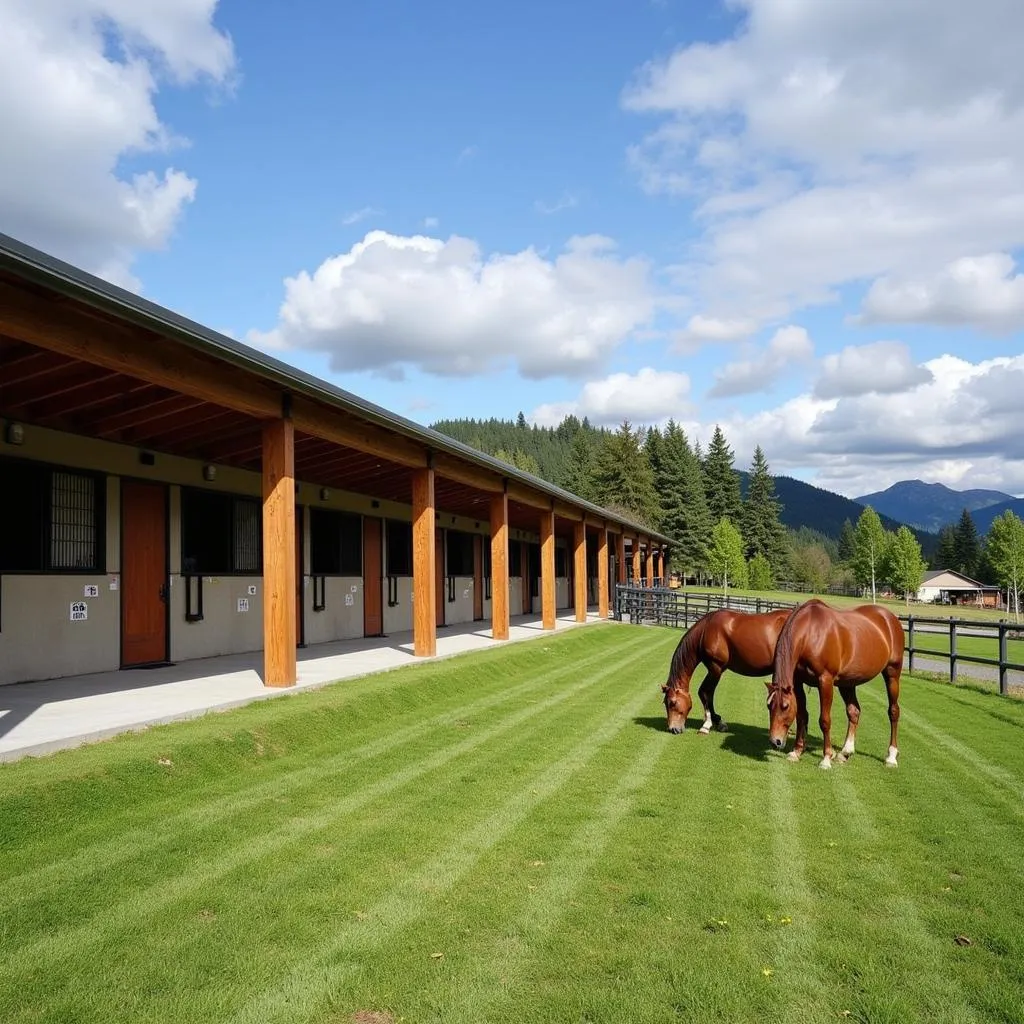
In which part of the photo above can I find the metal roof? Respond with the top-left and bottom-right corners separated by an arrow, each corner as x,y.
0,231 -> 675,546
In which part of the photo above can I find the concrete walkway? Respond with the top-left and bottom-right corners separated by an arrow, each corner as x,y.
0,611 -> 611,763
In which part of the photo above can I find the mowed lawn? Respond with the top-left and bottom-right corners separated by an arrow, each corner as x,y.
2,626 -> 1024,1024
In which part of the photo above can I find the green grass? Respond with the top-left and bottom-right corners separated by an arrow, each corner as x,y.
3,623 -> 1024,1024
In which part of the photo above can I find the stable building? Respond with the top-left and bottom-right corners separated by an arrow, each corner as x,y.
916,569 -> 1003,608
0,233 -> 673,689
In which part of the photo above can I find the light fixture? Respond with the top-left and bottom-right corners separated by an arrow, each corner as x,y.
319,487 -> 330,501
202,463 -> 217,482
139,451 -> 155,466
4,421 -> 24,446
371,499 -> 380,509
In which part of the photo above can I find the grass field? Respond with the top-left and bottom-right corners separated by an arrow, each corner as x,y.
2,623 -> 1024,1023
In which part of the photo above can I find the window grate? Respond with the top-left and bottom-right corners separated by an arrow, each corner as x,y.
233,499 -> 261,574
50,472 -> 96,569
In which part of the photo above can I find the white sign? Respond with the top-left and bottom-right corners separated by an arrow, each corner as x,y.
247,585 -> 257,595
83,585 -> 99,598
344,593 -> 354,607
70,601 -> 88,621
109,576 -> 119,591
237,598 -> 249,613
350,584 -> 358,593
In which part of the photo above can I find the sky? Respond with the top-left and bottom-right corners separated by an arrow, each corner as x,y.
3,0 -> 1024,500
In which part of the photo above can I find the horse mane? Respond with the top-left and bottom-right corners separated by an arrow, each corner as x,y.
771,600 -> 824,692
666,612 -> 711,686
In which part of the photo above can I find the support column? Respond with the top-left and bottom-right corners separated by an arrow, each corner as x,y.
632,538 -> 642,583
540,508 -> 556,630
616,532 -> 627,585
573,520 -> 587,623
412,466 -> 436,657
598,527 -> 609,619
646,541 -> 655,588
490,491 -> 509,640
262,416 -> 297,687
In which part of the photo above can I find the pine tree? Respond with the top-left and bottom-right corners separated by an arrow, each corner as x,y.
838,519 -> 856,563
953,509 -> 980,578
748,552 -> 773,591
563,429 -> 596,502
657,422 -> 711,579
741,445 -> 788,572
702,425 -> 743,529
851,506 -> 890,602
886,525 -> 928,607
590,421 -> 660,527
516,411 -> 527,430
708,517 -> 748,593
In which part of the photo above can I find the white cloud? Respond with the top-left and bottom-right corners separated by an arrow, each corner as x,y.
681,352 -> 1024,498
708,324 -> 814,397
342,207 -> 381,226
531,367 -> 692,427
673,313 -> 757,353
250,230 -> 657,380
622,0 -> 1024,327
423,216 -> 440,229
857,252 -> 1024,333
0,0 -> 235,289
534,192 -> 579,215
814,340 -> 933,399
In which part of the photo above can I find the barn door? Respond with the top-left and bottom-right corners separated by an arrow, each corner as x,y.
121,481 -> 168,666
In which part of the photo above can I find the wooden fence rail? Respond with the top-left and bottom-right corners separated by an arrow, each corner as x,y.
614,585 -> 1024,697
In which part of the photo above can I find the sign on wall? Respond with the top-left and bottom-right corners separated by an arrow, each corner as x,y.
237,598 -> 249,613
70,601 -> 88,622
83,585 -> 99,598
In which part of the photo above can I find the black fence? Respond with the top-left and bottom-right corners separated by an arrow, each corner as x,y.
614,585 -> 1024,697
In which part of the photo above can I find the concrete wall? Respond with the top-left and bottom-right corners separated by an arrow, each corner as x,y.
383,576 -> 414,635
509,577 -> 524,617
304,576 -> 364,645
445,575 -> 475,625
170,573 -> 265,662
556,577 -> 569,609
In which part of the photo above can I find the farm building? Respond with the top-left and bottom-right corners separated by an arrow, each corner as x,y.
0,233 -> 673,689
916,569 -> 1003,608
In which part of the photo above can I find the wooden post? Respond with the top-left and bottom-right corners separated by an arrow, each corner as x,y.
412,467 -> 436,657
262,416 -> 297,687
598,527 -> 609,619
490,492 -> 509,640
646,542 -> 655,588
541,509 -> 556,630
632,539 -> 641,583
616,532 -> 626,585
573,520 -> 587,623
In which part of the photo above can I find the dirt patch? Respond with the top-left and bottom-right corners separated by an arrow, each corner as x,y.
350,1012 -> 396,1024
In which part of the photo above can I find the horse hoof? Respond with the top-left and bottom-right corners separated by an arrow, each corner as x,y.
715,720 -> 729,733
786,751 -> 801,762
885,759 -> 899,769
698,726 -> 711,736
835,752 -> 849,764
819,758 -> 833,771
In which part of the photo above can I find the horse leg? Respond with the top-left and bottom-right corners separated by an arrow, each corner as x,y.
883,665 -> 902,768
787,682 -> 809,762
835,685 -> 861,763
698,665 -> 727,734
817,674 -> 836,770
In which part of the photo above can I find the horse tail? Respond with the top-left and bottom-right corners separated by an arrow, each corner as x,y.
666,613 -> 711,687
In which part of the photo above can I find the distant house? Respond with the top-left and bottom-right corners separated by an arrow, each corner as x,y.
916,569 -> 1003,608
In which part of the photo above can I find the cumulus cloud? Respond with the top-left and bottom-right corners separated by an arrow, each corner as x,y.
622,0 -> 1024,327
708,325 -> 814,397
530,368 -> 692,427
0,0 -> 235,288
680,352 -> 1024,497
673,313 -> 757,354
250,230 -> 656,380
814,340 -> 933,399
857,253 -> 1024,333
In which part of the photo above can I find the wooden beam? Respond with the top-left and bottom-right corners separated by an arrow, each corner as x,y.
573,520 -> 587,623
0,282 -> 284,418
490,492 -> 509,641
646,542 -> 655,588
291,397 -> 427,470
508,481 -> 551,511
541,509 -> 556,630
262,417 -> 297,687
433,452 -> 502,493
92,392 -> 201,437
554,500 -> 584,522
632,540 -> 642,583
412,467 -> 436,656
616,532 -> 627,585
598,527 -> 610,619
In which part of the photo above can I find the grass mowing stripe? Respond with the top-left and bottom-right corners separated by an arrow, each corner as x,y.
3,632 -> 654,971
420,729 -> 670,1022
0,628 -> 645,906
223,682 -> 660,1024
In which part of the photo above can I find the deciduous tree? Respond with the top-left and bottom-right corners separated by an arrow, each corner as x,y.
986,510 -> 1024,621
852,506 -> 889,602
708,517 -> 748,593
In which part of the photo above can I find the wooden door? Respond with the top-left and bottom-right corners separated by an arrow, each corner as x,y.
295,507 -> 304,646
521,540 -> 530,615
121,481 -> 168,667
473,535 -> 483,621
435,528 -> 445,627
363,516 -> 383,637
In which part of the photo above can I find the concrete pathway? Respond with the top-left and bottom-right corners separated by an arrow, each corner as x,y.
0,611 -> 612,763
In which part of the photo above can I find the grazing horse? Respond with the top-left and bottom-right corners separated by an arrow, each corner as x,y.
766,599 -> 904,769
662,607 -> 793,734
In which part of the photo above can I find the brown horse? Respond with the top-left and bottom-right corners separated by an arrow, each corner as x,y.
766,599 -> 904,769
662,607 -> 793,734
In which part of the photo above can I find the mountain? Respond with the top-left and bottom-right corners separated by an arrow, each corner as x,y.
968,498 -> 1024,535
855,479 -> 1013,533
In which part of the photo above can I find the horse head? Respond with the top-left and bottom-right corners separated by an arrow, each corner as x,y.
765,679 -> 796,750
661,681 -> 692,734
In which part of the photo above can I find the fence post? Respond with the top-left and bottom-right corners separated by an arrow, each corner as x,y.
949,619 -> 958,684
907,615 -> 915,674
999,624 -> 1008,696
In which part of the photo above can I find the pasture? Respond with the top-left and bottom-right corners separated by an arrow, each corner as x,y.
2,623 -> 1023,1024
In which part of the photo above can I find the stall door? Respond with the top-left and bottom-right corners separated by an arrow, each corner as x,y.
121,481 -> 168,666
363,516 -> 383,637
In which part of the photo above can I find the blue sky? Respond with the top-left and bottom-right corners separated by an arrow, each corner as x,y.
3,0 -> 1024,498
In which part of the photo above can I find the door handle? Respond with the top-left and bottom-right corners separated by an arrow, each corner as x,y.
158,582 -> 169,603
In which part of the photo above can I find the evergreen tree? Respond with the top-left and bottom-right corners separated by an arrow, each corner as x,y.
886,525 -> 928,607
657,422 -> 712,579
708,517 -> 748,593
590,421 -> 660,527
702,425 -> 743,529
563,429 -> 596,502
953,508 -> 980,578
516,411 -> 527,430
748,552 -> 773,591
986,510 -> 1024,621
851,506 -> 890,602
741,445 -> 788,571
494,447 -> 541,475
838,519 -> 856,563
936,524 -> 958,569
